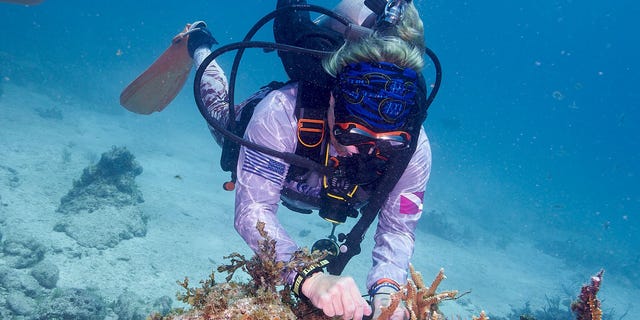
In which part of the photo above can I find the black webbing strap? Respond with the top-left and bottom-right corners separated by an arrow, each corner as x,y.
287,81 -> 329,179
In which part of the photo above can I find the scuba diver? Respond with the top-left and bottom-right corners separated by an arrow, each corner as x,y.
184,0 -> 439,319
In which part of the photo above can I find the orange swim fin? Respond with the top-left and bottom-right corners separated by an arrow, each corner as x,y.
120,26 -> 193,115
0,0 -> 44,4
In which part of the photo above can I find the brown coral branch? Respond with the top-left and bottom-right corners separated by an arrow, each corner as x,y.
426,268 -> 446,297
471,310 -> 489,320
571,269 -> 604,320
416,290 -> 428,318
377,292 -> 403,320
410,263 -> 427,290
588,296 -> 603,320
422,290 -> 459,306
406,281 -> 418,319
375,266 -> 461,320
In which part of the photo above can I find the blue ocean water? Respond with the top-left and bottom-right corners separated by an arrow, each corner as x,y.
1,0 -> 638,318
424,0 -> 639,283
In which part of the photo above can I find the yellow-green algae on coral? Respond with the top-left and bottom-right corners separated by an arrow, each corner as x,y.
150,222 -> 332,320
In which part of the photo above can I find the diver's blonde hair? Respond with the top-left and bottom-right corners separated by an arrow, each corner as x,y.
323,2 -> 425,76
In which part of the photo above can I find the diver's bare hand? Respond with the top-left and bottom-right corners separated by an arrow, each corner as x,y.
302,272 -> 372,319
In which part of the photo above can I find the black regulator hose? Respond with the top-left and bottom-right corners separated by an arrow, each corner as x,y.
424,46 -> 442,109
227,4 -> 353,132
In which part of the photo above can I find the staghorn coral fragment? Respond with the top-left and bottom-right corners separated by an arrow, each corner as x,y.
471,310 -> 489,320
420,290 -> 458,316
377,293 -> 402,320
377,266 -> 460,320
405,280 -> 418,320
413,265 -> 457,320
410,264 -> 426,290
425,267 -> 445,297
423,290 -> 458,305
571,269 -> 604,320
588,296 -> 603,320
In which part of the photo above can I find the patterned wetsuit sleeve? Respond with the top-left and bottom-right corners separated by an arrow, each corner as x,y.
366,128 -> 432,289
234,84 -> 300,265
193,48 -> 230,125
193,49 -> 230,146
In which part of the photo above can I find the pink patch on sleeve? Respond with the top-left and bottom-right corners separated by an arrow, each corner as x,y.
399,191 -> 424,215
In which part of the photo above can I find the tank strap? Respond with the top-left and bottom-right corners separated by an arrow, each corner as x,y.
287,81 -> 330,180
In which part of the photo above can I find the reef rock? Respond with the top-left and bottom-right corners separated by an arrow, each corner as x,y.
2,237 -> 46,269
36,287 -> 107,320
55,146 -> 147,249
113,290 -> 173,320
30,260 -> 60,289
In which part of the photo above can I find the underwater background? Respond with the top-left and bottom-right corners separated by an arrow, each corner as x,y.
0,0 -> 638,319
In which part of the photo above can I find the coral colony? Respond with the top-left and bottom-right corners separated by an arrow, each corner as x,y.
571,270 -> 604,320
151,222 -> 604,320
376,266 -> 459,320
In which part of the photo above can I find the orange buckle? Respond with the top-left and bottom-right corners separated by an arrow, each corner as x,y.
297,118 -> 325,148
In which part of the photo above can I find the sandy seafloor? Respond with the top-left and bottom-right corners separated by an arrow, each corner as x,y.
0,80 -> 637,319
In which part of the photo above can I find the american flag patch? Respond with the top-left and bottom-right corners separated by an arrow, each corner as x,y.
242,148 -> 286,184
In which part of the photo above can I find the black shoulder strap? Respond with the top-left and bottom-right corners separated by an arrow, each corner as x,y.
287,81 -> 330,179
273,0 -> 345,178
